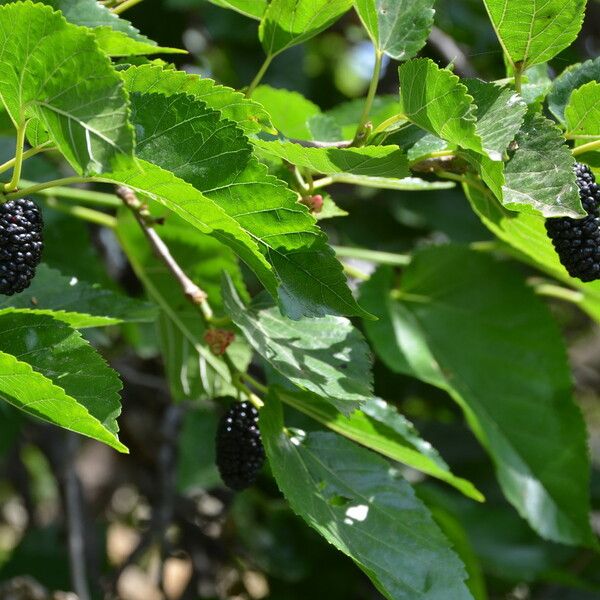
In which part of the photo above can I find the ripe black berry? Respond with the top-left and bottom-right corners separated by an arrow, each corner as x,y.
546,163 -> 600,282
215,400 -> 265,491
0,198 -> 43,295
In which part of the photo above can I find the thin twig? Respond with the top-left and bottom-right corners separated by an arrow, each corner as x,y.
62,434 -> 91,600
116,185 -> 213,321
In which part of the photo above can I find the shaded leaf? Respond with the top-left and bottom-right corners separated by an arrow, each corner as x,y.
260,397 -> 474,600
117,209 -> 251,401
0,264 -> 156,328
465,79 -> 527,161
223,276 -> 373,415
275,387 -> 483,501
360,250 -> 594,546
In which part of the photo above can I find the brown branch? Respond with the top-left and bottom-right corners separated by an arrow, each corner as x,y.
116,185 -> 213,321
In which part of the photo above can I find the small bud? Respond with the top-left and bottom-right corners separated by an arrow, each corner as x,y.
204,328 -> 235,355
300,194 -> 323,214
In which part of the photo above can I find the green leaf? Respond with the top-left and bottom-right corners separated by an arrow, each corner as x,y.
465,79 -> 527,161
482,0 -> 586,71
0,1 -> 134,175
565,81 -> 600,142
208,0 -> 268,19
354,0 -> 435,60
117,208 -> 251,401
0,312 -> 126,452
318,173 -> 455,190
123,87 -> 369,319
93,27 -> 186,57
275,387 -> 483,501
548,57 -> 600,123
223,276 -> 373,415
502,113 -> 583,218
34,0 -> 157,44
253,85 -> 320,138
104,157 -> 278,296
253,140 -> 409,177
0,264 -> 156,328
398,59 -> 484,154
260,397 -> 474,600
323,94 -> 400,140
121,64 -> 274,135
360,250 -> 594,546
259,0 -> 353,57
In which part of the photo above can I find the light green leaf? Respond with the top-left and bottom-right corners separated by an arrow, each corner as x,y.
93,27 -> 186,57
0,312 -> 127,452
124,86 -> 369,319
314,192 -> 348,220
0,2 -> 133,174
482,0 -> 586,71
34,0 -> 156,43
398,59 -> 484,154
102,158 -> 277,311
253,85 -> 320,138
260,397 -> 474,600
117,209 -> 251,401
253,140 -> 409,177
259,0 -> 353,57
548,57 -> 600,122
208,0 -> 268,19
354,0 -> 435,60
465,79 -> 527,161
360,249 -> 594,546
121,64 -> 274,135
0,264 -> 156,328
502,113 -> 583,217
318,173 -> 455,190
275,387 -> 483,501
565,81 -> 600,141
223,276 -> 373,415
0,1 -> 134,175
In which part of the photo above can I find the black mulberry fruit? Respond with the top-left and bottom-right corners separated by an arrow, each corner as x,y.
0,198 -> 43,295
215,400 -> 265,491
546,163 -> 600,282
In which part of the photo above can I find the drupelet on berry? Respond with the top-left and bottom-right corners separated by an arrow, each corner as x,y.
545,163 -> 600,282
0,198 -> 43,295
215,400 -> 265,491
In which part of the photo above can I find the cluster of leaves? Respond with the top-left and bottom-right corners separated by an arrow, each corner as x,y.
0,0 -> 600,597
